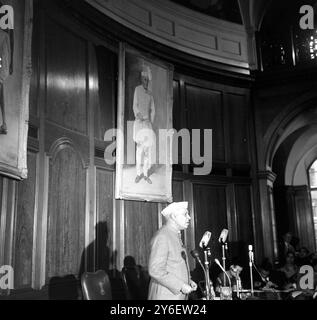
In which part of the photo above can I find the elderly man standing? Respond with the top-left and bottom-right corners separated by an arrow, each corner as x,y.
133,66 -> 156,184
148,201 -> 197,300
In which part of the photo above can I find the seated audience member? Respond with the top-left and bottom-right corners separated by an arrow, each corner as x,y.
279,251 -> 299,289
296,247 -> 311,266
253,259 -> 279,290
278,232 -> 295,265
216,262 -> 243,292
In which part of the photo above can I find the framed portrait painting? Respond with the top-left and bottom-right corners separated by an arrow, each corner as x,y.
115,43 -> 173,202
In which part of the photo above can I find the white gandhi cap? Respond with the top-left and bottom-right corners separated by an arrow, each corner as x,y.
161,201 -> 188,218
141,66 -> 152,81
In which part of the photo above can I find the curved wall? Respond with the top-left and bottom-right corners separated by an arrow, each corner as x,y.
86,0 -> 250,70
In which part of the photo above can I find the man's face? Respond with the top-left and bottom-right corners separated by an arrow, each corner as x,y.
141,75 -> 149,90
284,233 -> 292,243
172,209 -> 191,230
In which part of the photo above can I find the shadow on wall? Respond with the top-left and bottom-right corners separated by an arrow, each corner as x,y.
78,221 -> 123,299
48,221 -> 119,300
79,221 -> 112,278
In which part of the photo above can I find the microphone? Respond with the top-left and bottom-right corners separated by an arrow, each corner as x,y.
190,249 -> 201,262
199,231 -> 212,249
248,245 -> 254,264
218,229 -> 228,243
214,259 -> 232,288
191,250 -> 207,278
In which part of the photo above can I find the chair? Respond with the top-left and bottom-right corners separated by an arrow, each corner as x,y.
81,270 -> 112,300
121,266 -> 149,300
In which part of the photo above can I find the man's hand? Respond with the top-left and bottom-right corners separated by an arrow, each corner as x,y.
190,280 -> 198,291
181,284 -> 194,295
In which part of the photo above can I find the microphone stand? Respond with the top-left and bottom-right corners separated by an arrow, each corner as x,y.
215,259 -> 232,300
249,246 -> 254,297
191,249 -> 213,300
221,241 -> 228,286
203,247 -> 212,300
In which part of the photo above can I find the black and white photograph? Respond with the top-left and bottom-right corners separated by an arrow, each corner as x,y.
1,0 -> 317,312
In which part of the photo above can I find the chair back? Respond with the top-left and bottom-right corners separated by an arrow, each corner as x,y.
121,266 -> 149,300
81,270 -> 112,300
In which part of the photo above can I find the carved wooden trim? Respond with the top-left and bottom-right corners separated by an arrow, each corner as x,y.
47,137 -> 89,169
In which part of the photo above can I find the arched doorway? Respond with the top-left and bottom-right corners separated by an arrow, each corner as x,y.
308,160 -> 317,249
272,124 -> 317,257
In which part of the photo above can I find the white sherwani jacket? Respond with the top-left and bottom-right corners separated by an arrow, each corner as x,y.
148,225 -> 190,300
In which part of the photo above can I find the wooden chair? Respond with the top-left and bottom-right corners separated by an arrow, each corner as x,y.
121,266 -> 149,300
81,270 -> 112,300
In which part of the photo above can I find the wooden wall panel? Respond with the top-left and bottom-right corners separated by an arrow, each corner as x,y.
294,186 -> 316,252
124,201 -> 158,268
45,18 -> 87,135
14,152 -> 37,289
46,147 -> 86,280
193,184 -> 227,258
186,84 -> 225,162
96,169 -> 114,271
234,185 -> 254,261
172,180 -> 183,202
94,46 -> 117,141
173,81 -> 181,131
227,93 -> 250,164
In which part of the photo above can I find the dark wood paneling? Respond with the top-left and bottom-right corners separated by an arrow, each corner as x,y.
124,201 -> 158,267
14,152 -> 37,289
234,184 -> 254,260
186,84 -> 225,162
294,186 -> 315,252
46,147 -> 86,280
193,184 -> 227,258
94,46 -> 117,141
172,180 -> 183,202
173,80 -> 181,131
227,93 -> 250,164
96,169 -> 114,270
45,18 -> 87,134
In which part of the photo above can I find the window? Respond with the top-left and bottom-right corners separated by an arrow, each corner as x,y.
308,160 -> 317,248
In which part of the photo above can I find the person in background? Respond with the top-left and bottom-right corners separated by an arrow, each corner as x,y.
252,259 -> 280,290
278,232 -> 295,265
216,258 -> 243,293
279,251 -> 299,290
148,202 -> 197,300
296,247 -> 311,267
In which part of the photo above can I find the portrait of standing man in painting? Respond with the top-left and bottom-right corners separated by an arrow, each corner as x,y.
133,66 -> 156,185
115,44 -> 173,203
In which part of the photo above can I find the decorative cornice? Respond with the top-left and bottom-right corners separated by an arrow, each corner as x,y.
86,0 -> 250,70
